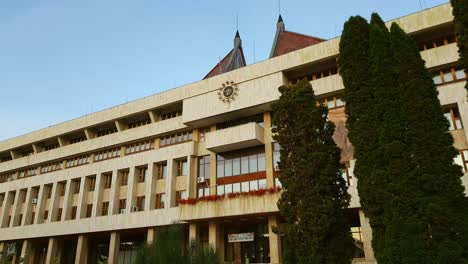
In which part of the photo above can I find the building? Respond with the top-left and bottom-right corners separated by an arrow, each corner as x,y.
0,3 -> 466,264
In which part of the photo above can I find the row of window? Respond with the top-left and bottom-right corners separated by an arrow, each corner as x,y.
444,107 -> 463,131
44,143 -> 60,151
161,110 -> 182,121
66,155 -> 90,168
160,130 -> 193,147
217,151 -> 266,178
97,127 -> 117,137
18,168 -> 37,178
128,119 -> 151,129
216,179 -> 268,196
40,161 -> 63,174
317,95 -> 345,110
291,66 -> 339,84
95,148 -> 121,162
432,66 -> 466,85
70,136 -> 87,145
125,140 -> 154,155
419,34 -> 456,51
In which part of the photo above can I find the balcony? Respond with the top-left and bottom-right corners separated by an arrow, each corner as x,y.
179,192 -> 280,221
310,74 -> 344,96
420,42 -> 459,68
205,123 -> 265,153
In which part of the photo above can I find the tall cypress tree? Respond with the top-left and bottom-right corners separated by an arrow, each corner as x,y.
272,79 -> 354,264
391,22 -> 468,263
451,0 -> 468,92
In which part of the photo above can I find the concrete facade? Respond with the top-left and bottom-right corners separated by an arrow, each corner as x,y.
0,4 -> 466,264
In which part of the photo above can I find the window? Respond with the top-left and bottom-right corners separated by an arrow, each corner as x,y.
341,162 -> 354,186
94,147 -> 120,162
96,127 -> 117,137
177,160 -> 188,176
432,66 -> 467,86
159,131 -> 193,147
73,180 -> 81,194
136,196 -> 145,211
290,66 -> 339,84
71,206 -> 77,220
419,34 -> 456,51
198,127 -> 211,142
273,142 -> 281,171
103,174 -> 112,189
155,193 -> 165,209
137,167 -> 147,183
156,163 -> 167,179
70,136 -> 87,145
0,156 -> 12,163
47,186 -> 52,199
317,95 -> 345,110
125,140 -> 153,155
455,150 -> 468,172
40,161 -> 63,174
21,150 -> 34,157
56,208 -> 62,221
217,179 -> 267,195
86,204 -> 92,218
66,155 -> 90,168
175,191 -> 188,206
160,110 -> 182,120
102,202 -> 109,216
128,118 -> 151,129
444,106 -> 463,131
44,143 -> 59,151
0,172 -> 15,183
18,168 -> 37,179
120,170 -> 129,186
88,177 -> 96,192
119,199 -> 127,213
217,149 -> 266,178
60,183 -> 66,196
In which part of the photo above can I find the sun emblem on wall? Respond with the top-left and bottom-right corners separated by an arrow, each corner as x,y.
218,81 -> 239,103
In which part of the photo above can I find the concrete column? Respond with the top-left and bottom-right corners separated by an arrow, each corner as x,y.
9,150 -> 20,160
32,144 -> 43,154
45,238 -> 59,264
10,189 -> 23,227
268,215 -> 282,264
20,240 -> 33,264
92,173 -> 104,217
84,128 -> 96,140
75,235 -> 88,264
47,182 -> 60,223
108,232 -> 120,264
147,227 -> 157,244
0,191 -> 14,227
189,223 -> 198,242
209,126 -> 217,195
57,136 -> 69,147
109,170 -> 120,215
145,164 -> 155,211
209,222 -> 224,259
76,176 -> 88,219
62,179 -> 73,221
126,167 -> 136,212
148,110 -> 159,123
34,185 -> 48,224
22,187 -> 35,226
165,159 -> 176,208
359,209 -> 375,261
115,120 -> 127,132
264,112 -> 275,188
186,155 -> 197,199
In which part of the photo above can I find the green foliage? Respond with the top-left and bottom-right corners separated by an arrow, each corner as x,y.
339,11 -> 468,264
451,0 -> 468,92
272,79 -> 354,264
134,225 -> 221,264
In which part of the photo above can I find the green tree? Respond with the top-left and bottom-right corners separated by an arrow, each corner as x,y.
390,22 -> 468,263
272,79 -> 354,264
134,225 -> 221,264
451,0 -> 468,92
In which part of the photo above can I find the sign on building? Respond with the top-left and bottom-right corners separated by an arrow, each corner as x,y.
228,232 -> 255,243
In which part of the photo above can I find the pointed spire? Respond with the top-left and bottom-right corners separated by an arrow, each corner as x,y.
277,14 -> 285,32
234,30 -> 242,48
278,14 -> 283,23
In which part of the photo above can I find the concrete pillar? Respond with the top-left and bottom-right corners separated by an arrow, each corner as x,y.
209,125 -> 217,195
9,150 -> 20,160
75,235 -> 88,264
76,176 -> 88,219
148,110 -> 159,123
20,240 -> 33,264
115,120 -> 127,132
108,232 -> 120,264
22,187 -> 35,226
45,238 -> 59,264
109,170 -> 120,215
264,112 -> 275,188
57,136 -> 69,147
126,167 -> 136,212
189,223 -> 198,242
84,128 -> 96,140
48,183 -> 61,223
359,209 -> 375,261
0,191 -> 14,227
62,179 -> 73,221
145,164 -> 155,211
10,189 -> 23,227
34,185 -> 48,224
209,222 -> 224,260
32,144 -> 43,154
165,159 -> 176,208
92,173 -> 104,217
268,215 -> 282,264
147,227 -> 157,244
189,155 -> 198,199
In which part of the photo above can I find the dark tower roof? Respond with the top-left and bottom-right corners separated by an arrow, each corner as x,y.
203,31 -> 246,80
270,15 -> 325,58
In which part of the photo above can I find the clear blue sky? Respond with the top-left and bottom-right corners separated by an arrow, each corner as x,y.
0,0 -> 448,141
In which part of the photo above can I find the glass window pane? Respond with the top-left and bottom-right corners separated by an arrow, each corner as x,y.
204,164 -> 210,179
241,156 -> 249,174
225,184 -> 233,194
233,183 -> 241,193
250,180 -> 258,190
225,159 -> 233,177
199,163 -> 204,178
443,71 -> 454,82
242,181 -> 249,192
444,112 -> 455,130
182,161 -> 188,176
233,158 -> 241,176
258,179 -> 267,189
162,165 -> 167,178
327,99 -> 335,108
258,153 -> 266,171
217,161 -> 224,178
433,74 -> 442,84
198,188 -> 204,197
336,98 -> 344,107
249,155 -> 258,173
217,185 -> 225,195
204,187 -> 210,196
456,119 -> 463,130
455,69 -> 466,80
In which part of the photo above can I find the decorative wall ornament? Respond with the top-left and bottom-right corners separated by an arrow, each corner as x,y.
218,81 -> 239,102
